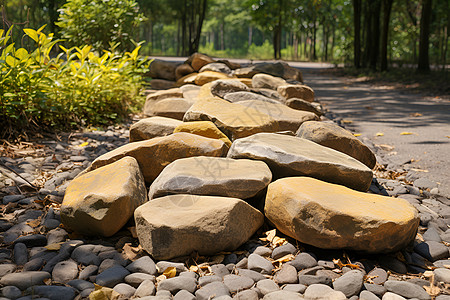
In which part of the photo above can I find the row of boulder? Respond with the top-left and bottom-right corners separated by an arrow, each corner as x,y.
60,54 -> 419,263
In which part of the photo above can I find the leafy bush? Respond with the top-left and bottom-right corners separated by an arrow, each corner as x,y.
56,0 -> 145,51
0,26 -> 148,139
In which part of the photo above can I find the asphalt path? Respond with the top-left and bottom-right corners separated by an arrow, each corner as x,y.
151,56 -> 450,197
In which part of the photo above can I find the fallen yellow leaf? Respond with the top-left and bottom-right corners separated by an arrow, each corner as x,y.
27,219 -> 41,228
353,133 -> 361,137
400,132 -> 413,135
45,242 -> 63,251
375,132 -> 384,136
89,284 -> 121,300
163,267 -> 177,278
80,142 -> 89,147
342,119 -> 353,124
275,254 -> 295,263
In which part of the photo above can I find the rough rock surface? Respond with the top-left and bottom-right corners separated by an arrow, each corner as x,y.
173,121 -> 232,147
60,156 -> 147,237
227,133 -> 373,191
265,177 -> 419,253
252,74 -> 287,90
277,84 -> 314,102
148,157 -> 272,200
134,194 -> 264,260
129,116 -> 182,142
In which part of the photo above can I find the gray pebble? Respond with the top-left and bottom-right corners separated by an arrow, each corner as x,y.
360,290 -> 381,300
42,251 -> 70,273
52,260 -> 78,283
223,274 -> 254,293
233,289 -> 259,299
332,269 -> 364,297
434,267 -> 450,283
236,257 -> 248,269
199,275 -> 222,287
125,272 -> 155,288
13,243 -> 28,265
195,282 -> 230,300
78,265 -> 98,280
298,274 -> 332,286
382,292 -> 407,299
262,290 -> 303,299
126,256 -> 157,275
179,271 -> 198,279
71,245 -> 101,266
0,264 -> 16,277
436,296 -> 450,300
414,241 -> 449,261
113,283 -> 136,298
364,283 -> 387,297
253,246 -> 272,257
173,289 -> 196,300
98,258 -> 120,273
14,234 -> 47,248
304,284 -> 345,299
384,280 -> 431,300
248,254 -> 274,274
67,279 -> 94,292
366,267 -> 388,285
282,284 -> 306,294
423,227 -> 442,242
46,228 -> 68,245
317,260 -> 335,269
414,178 -> 437,190
24,285 -> 76,300
271,243 -> 296,260
288,252 -> 317,271
3,195 -> 25,204
223,253 -> 238,265
256,279 -> 279,295
274,264 -> 298,284
1,286 -> 22,299
0,271 -> 51,290
378,256 -> 407,274
95,265 -> 130,288
156,261 -> 187,274
211,264 -> 231,278
236,269 -> 267,282
298,266 -> 324,276
134,279 -> 156,298
157,276 -> 197,294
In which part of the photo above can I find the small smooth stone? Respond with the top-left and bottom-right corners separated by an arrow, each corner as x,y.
113,283 -> 136,298
247,254 -> 274,274
236,257 -> 248,269
433,259 -> 450,268
436,296 -> 450,300
298,266 -> 324,276
157,276 -> 197,294
382,292 -> 407,300
156,261 -> 187,274
332,270 -> 364,297
125,273 -> 155,288
195,282 -> 230,300
289,253 -> 317,271
1,286 -> 22,299
318,260 -> 335,269
199,275 -> 222,287
423,227 -> 442,242
52,260 -> 78,283
233,289 -> 259,300
414,241 -> 449,262
364,283 -> 387,297
214,296 -> 233,300
46,228 -> 68,245
127,256 -> 157,275
236,269 -> 266,282
271,243 -> 297,260
298,275 -> 331,286
360,290 -> 381,300
174,289 -> 196,300
3,195 -> 25,204
253,246 -> 272,257
23,258 -> 45,271
0,271 -> 50,290
378,256 -> 407,274
434,268 -> 450,283
256,279 -> 279,295
383,280 -> 431,300
274,264 -> 298,284
14,234 -> 47,248
282,284 -> 306,294
315,269 -> 340,280
211,264 -> 231,278
67,279 -> 94,292
134,279 -> 156,298
13,243 -> 28,265
24,285 -> 76,300
224,254 -> 238,265
223,274 -> 254,293
95,265 -> 130,288
304,284 -> 346,299
367,267 -> 388,285
78,265 -> 98,280
263,290 -> 303,299
0,264 -> 15,277
98,259 -> 120,273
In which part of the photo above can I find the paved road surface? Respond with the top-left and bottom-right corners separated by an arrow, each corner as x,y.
151,56 -> 450,197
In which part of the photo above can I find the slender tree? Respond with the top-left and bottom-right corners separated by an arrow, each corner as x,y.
418,0 -> 432,72
380,0 -> 394,71
353,0 -> 362,68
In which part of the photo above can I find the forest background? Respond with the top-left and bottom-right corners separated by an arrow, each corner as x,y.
1,0 -> 449,72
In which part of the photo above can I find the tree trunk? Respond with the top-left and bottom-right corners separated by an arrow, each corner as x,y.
380,0 -> 393,71
370,0 -> 381,71
362,1 -> 371,68
418,0 -> 432,72
312,17 -> 317,60
353,0 -> 362,68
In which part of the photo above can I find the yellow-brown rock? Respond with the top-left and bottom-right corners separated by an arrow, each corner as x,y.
176,73 -> 198,87
188,52 -> 215,71
145,88 -> 183,102
145,98 -> 194,120
184,97 -> 279,140
265,177 -> 419,253
198,82 -> 215,98
129,116 -> 182,142
173,121 -> 232,147
61,157 -> 147,237
175,63 -> 194,80
277,84 -> 314,102
194,71 -> 231,86
85,132 -> 228,184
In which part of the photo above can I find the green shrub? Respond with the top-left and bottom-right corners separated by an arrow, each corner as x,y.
56,0 -> 145,52
0,26 -> 148,139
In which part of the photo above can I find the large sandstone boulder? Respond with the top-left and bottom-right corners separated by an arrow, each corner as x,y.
297,121 -> 376,169
61,157 -> 147,237
85,132 -> 228,184
252,74 -> 286,90
234,62 -> 303,82
145,98 -> 194,120
186,52 -> 215,71
227,133 -> 373,191
285,98 -> 323,116
199,62 -> 232,75
184,97 -> 279,140
134,194 -> 264,260
224,92 -> 280,104
148,157 -> 272,199
147,59 -> 178,81
210,79 -> 249,98
129,117 -> 182,142
175,64 -> 194,80
236,100 -> 319,132
145,88 -> 183,102
277,85 -> 314,102
173,121 -> 232,147
176,73 -> 198,86
265,177 -> 419,253
198,82 -> 216,98
195,71 -> 231,86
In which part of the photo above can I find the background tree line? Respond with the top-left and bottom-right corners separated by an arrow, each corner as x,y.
1,0 -> 449,72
